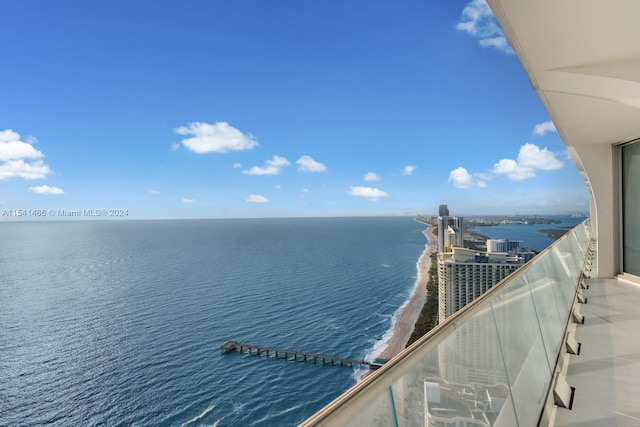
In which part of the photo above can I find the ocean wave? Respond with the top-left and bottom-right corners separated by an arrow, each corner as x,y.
179,402 -> 216,427
358,247 -> 427,382
274,402 -> 305,417
351,364 -> 370,382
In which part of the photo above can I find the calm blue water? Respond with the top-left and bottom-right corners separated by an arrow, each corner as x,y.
473,216 -> 585,252
0,217 -> 427,426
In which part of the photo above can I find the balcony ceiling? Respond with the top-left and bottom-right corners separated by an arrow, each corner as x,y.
488,0 -> 640,147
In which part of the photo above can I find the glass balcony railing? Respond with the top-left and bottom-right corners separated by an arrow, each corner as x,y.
301,220 -> 593,427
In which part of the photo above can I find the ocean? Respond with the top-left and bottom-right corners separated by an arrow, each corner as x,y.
0,216 -> 582,426
0,217 -> 427,426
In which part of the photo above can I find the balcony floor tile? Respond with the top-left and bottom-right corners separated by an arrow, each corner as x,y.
554,277 -> 640,427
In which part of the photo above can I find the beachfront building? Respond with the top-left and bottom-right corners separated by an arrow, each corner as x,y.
513,247 -> 535,263
487,238 -> 536,262
443,226 -> 458,250
438,204 -> 449,217
486,239 -> 523,253
437,215 -> 463,252
437,247 -> 523,323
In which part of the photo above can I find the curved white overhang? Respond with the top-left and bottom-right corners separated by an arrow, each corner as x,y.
488,0 -> 640,148
488,0 -> 640,146
487,0 -> 640,277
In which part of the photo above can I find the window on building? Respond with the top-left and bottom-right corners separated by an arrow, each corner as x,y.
622,140 -> 640,277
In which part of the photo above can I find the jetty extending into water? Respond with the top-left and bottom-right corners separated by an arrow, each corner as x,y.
220,341 -> 380,369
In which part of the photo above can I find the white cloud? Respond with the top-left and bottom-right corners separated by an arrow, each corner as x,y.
28,185 -> 64,195
299,188 -> 309,197
243,155 -> 290,176
492,158 -> 535,181
349,186 -> 388,202
181,198 -> 195,203
0,159 -> 51,180
233,162 -> 242,168
246,194 -> 268,203
479,37 -> 511,51
0,140 -> 44,161
364,172 -> 381,182
455,142 -> 565,186
296,155 -> 327,173
456,0 -> 513,54
171,143 -> 180,151
148,189 -> 160,194
0,129 -> 20,142
492,143 -> 564,181
401,165 -> 416,175
175,121 -> 258,154
0,129 -> 53,180
533,121 -> 557,136
517,143 -> 563,170
448,167 -> 475,188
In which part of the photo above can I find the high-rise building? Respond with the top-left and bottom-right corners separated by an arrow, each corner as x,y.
437,215 -> 463,252
438,204 -> 449,217
487,239 -> 536,263
513,247 -> 535,263
443,226 -> 458,250
437,247 -> 523,323
486,239 -> 523,253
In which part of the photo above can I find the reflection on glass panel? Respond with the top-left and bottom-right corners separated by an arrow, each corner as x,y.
549,246 -> 575,307
344,385 -> 396,427
490,276 -> 550,427
423,378 -> 517,427
573,225 -> 590,253
523,266 -> 564,369
623,141 -> 640,276
560,233 -> 581,279
426,304 -> 517,427
396,350 -> 440,426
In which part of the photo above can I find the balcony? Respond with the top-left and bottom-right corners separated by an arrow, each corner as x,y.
553,275 -> 640,426
300,220 -> 640,426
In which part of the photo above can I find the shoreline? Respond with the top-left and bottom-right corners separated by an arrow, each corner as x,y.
375,225 -> 437,361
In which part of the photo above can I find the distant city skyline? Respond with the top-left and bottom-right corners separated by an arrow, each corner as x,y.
1,1 -> 590,220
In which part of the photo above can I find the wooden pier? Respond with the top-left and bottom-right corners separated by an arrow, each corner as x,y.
220,341 -> 372,369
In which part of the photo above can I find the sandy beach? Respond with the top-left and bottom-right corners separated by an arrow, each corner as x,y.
377,225 -> 437,359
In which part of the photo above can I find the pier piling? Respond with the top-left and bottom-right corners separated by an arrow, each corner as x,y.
220,341 -> 372,369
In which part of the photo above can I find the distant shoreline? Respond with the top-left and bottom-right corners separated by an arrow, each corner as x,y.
539,227 -> 572,240
375,224 -> 436,361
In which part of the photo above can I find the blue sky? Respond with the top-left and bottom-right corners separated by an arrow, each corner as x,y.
1,0 -> 590,219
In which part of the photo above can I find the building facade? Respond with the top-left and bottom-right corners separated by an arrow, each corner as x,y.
437,247 -> 523,323
486,239 -> 523,253
437,216 -> 463,252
